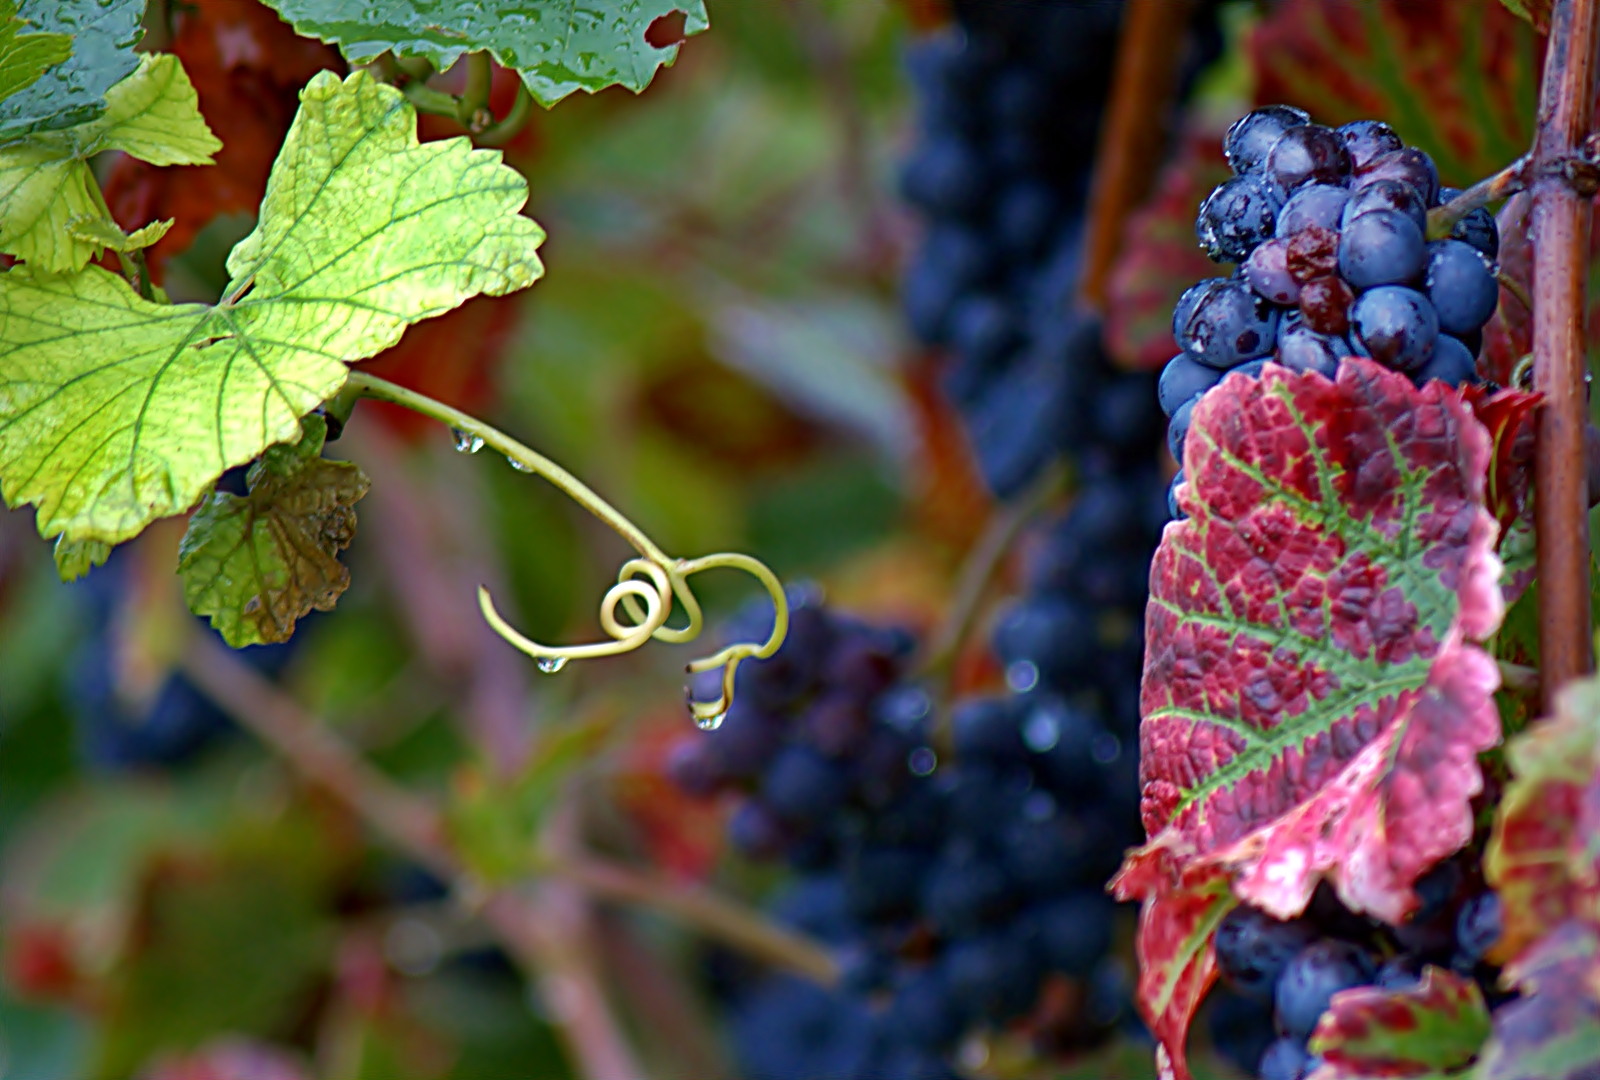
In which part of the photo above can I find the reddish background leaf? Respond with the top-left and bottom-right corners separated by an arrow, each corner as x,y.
1104,128 -> 1231,372
1249,0 -> 1538,188
1481,194 -> 1533,386
1307,967 -> 1490,1078
1474,920 -> 1600,1080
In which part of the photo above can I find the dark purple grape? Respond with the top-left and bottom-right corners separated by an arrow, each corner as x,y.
949,294 -> 1021,370
1336,119 -> 1403,171
1276,318 -> 1347,377
1174,278 -> 1280,369
1342,178 -> 1427,236
1245,238 -> 1300,304
1215,906 -> 1318,1001
1425,239 -> 1498,335
732,976 -> 877,1080
1452,207 -> 1499,259
899,135 -> 988,215
1167,394 -> 1197,463
950,696 -> 1026,761
1030,892 -> 1115,976
1413,334 -> 1479,387
1274,941 -> 1375,1038
1275,183 -> 1349,237
1232,358 -> 1272,380
844,844 -> 929,920
901,225 -> 994,343
991,596 -> 1095,682
666,739 -> 721,796
1351,286 -> 1438,372
1259,1036 -> 1311,1080
1225,105 -> 1312,174
1455,892 -> 1502,962
762,745 -> 852,823
944,929 -> 1043,1022
1208,988 -> 1278,1077
729,800 -> 791,858
1298,275 -> 1353,337
1356,147 -> 1440,206
1159,353 -> 1225,416
1339,208 -> 1426,290
886,966 -> 967,1051
1375,953 -> 1426,991
995,180 -> 1059,257
1197,174 -> 1286,262
1264,124 -> 1351,191
1167,469 -> 1186,518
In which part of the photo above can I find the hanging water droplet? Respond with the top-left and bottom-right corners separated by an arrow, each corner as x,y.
694,709 -> 727,731
451,428 -> 484,454
507,456 -> 534,473
536,656 -> 567,674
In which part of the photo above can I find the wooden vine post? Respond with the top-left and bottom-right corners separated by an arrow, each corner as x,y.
1533,0 -> 1600,706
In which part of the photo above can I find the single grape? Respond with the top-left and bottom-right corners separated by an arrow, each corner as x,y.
1455,892 -> 1502,963
1297,275 -> 1353,336
1174,278 -> 1280,369
1159,353 -> 1225,416
886,967 -> 967,1051
1245,238 -> 1300,304
1276,318 -> 1347,377
1413,334 -> 1479,387
1167,394 -> 1197,463
1030,892 -> 1116,976
762,745 -> 852,823
732,976 -> 878,1080
1231,358 -> 1271,380
949,294 -> 1021,371
1197,174 -> 1286,262
995,180 -> 1060,257
843,843 -> 929,920
944,929 -> 1044,1022
1276,183 -> 1350,238
1225,105 -> 1311,174
950,697 -> 1027,762
1215,906 -> 1318,1001
1338,208 -> 1426,290
1208,988 -> 1278,1077
1425,239 -> 1498,335
1336,119 -> 1403,171
1264,124 -> 1351,191
1285,225 -> 1340,284
1341,178 -> 1427,236
1452,207 -> 1499,259
1167,469 -> 1186,519
1259,1036 -> 1311,1080
1375,953 -> 1425,991
1351,286 -> 1439,372
900,135 -> 988,216
991,596 -> 1095,682
1274,940 -> 1375,1039
1355,147 -> 1440,206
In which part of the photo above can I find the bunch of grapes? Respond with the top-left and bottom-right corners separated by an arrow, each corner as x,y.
1205,861 -> 1503,1080
670,593 -> 1143,1079
1162,106 -> 1502,515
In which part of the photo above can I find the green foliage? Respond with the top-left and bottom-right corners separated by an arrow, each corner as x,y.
179,414 -> 370,647
0,70 -> 544,548
0,0 -> 71,106
0,0 -> 142,143
259,0 -> 709,106
0,53 -> 219,272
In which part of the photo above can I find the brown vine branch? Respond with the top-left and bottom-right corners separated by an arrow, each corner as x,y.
1426,154 -> 1533,238
1078,0 -> 1193,310
1531,0 -> 1600,705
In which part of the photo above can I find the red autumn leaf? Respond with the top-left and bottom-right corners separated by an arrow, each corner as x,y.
1497,0 -> 1552,35
1462,384 -> 1540,601
102,0 -> 343,280
1473,920 -> 1600,1080
1110,848 -> 1237,1080
1306,967 -> 1490,1079
1104,127 -> 1232,372
1249,0 -> 1538,188
1485,675 -> 1600,962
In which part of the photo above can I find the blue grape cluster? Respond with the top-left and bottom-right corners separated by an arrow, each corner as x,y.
1207,864 -> 1504,1080
899,1 -> 1214,498
671,590 -> 1146,1078
1163,107 -> 1501,516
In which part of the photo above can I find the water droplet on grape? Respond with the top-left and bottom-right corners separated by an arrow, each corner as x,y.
908,746 -> 937,776
536,656 -> 567,674
694,710 -> 726,731
452,428 -> 484,453
507,456 -> 534,473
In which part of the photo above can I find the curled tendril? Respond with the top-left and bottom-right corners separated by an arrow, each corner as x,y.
343,371 -> 789,725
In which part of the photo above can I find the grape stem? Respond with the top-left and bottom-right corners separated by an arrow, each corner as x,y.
457,51 -> 494,131
1530,0 -> 1600,702
1425,154 -> 1532,240
342,371 -> 788,724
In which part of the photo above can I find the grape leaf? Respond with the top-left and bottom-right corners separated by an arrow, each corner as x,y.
1249,0 -> 1537,188
1462,385 -> 1539,601
0,0 -> 71,105
178,414 -> 368,646
1110,852 -> 1237,1080
1495,0 -> 1551,35
0,69 -> 545,547
1105,127 -> 1233,372
258,0 -> 709,107
52,536 -> 110,582
0,54 -> 219,273
1484,675 -> 1600,962
0,0 -> 142,143
1473,920 -> 1600,1080
1305,967 -> 1489,1078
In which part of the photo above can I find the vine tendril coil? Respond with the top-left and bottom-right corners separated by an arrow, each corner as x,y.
342,372 -> 788,725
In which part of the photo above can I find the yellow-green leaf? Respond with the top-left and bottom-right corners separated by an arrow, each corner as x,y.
0,52 -> 218,271
67,214 -> 174,252
178,415 -> 369,646
52,535 -> 110,582
0,69 -> 545,547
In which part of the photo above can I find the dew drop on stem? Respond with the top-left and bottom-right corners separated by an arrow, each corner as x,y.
507,456 -> 534,473
536,656 -> 567,674
451,428 -> 484,454
695,709 -> 727,731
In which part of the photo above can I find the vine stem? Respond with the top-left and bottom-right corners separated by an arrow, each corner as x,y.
343,371 -> 788,723
1426,154 -> 1533,239
1531,0 -> 1600,705
177,633 -> 840,985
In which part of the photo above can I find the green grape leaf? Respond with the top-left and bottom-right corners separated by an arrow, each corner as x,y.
1496,0 -> 1551,34
178,415 -> 369,646
67,215 -> 174,253
0,0 -> 142,144
0,0 -> 71,105
1306,967 -> 1490,1078
52,536 -> 110,582
259,0 -> 709,107
0,53 -> 219,272
0,69 -> 545,547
